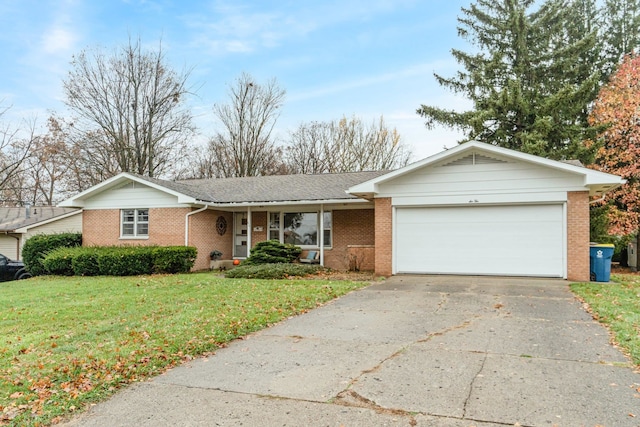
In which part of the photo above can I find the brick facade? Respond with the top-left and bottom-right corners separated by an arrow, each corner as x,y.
83,207 -> 376,272
82,191 -> 590,279
567,191 -> 590,282
374,198 -> 393,276
325,209 -> 375,270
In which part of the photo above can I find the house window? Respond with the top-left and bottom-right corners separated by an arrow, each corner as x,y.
121,209 -> 149,238
268,211 -> 331,247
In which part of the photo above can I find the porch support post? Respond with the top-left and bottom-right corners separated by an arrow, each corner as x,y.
319,205 -> 324,266
246,206 -> 252,258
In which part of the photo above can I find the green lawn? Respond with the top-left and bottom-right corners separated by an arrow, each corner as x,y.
0,272 -> 370,426
571,274 -> 640,367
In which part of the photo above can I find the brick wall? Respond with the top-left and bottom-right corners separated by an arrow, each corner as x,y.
250,211 -> 267,253
567,191 -> 590,281
374,198 -> 393,276
83,208 -> 189,246
325,209 -> 375,270
83,210 -> 121,246
189,210 -> 233,270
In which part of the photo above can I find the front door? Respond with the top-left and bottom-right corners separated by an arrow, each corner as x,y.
234,212 -> 248,258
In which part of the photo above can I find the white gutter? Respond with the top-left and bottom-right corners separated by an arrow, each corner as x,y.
184,206 -> 208,246
192,198 -> 370,209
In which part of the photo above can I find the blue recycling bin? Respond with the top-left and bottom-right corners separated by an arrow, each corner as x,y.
590,244 -> 615,282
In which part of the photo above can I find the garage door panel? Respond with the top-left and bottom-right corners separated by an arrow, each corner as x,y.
395,205 -> 564,277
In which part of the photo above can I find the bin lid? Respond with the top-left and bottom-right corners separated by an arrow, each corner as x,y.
590,243 -> 615,247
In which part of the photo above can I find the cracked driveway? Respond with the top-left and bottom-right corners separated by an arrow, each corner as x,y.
63,276 -> 640,427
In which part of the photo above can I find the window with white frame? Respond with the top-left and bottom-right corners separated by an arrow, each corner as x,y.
121,209 -> 149,237
268,211 -> 331,247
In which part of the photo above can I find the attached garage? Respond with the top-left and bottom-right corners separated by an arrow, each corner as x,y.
349,141 -> 625,281
395,204 -> 564,277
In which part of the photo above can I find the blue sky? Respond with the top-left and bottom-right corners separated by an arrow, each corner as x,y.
0,0 -> 471,160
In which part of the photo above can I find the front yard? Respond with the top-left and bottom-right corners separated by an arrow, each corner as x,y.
0,272 -> 370,426
571,273 -> 640,367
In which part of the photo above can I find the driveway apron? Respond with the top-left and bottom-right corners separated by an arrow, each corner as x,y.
63,276 -> 640,427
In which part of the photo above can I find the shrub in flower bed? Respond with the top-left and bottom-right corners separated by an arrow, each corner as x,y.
224,263 -> 323,279
241,240 -> 301,265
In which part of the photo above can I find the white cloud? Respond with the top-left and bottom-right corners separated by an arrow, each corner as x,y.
287,60 -> 452,103
42,26 -> 77,54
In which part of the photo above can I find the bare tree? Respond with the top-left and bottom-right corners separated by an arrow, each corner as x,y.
286,116 -> 412,174
62,37 -> 195,179
0,106 -> 37,204
204,73 -> 286,178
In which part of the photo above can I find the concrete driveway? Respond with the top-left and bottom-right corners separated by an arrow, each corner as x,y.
64,276 -> 640,427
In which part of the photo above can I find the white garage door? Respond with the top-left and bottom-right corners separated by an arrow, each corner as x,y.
395,205 -> 564,277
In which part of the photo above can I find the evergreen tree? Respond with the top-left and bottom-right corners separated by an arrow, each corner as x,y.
417,0 -> 599,161
601,0 -> 640,77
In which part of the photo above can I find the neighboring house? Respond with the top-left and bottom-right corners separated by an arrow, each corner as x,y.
59,141 -> 624,281
0,206 -> 82,260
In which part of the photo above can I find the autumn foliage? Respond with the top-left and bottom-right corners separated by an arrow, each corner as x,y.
589,54 -> 640,235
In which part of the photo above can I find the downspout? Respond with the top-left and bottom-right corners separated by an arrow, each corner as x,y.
319,204 -> 324,266
246,206 -> 252,258
184,206 -> 208,246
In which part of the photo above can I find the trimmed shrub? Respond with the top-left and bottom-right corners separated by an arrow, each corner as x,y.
242,240 -> 301,265
225,263 -> 323,279
42,247 -> 77,276
97,247 -> 154,276
34,244 -> 198,277
72,248 -> 101,276
22,233 -> 82,276
152,246 -> 197,274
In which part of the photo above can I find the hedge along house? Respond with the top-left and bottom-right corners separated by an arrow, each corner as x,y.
59,141 -> 624,281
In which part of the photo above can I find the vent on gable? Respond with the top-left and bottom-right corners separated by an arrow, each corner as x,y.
442,153 -> 508,166
115,182 -> 136,190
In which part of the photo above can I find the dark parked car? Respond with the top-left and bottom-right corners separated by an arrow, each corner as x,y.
0,253 -> 31,281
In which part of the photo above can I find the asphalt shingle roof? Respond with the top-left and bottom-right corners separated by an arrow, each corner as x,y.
136,171 -> 388,204
0,207 -> 79,231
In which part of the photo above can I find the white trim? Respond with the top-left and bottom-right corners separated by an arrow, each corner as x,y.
562,202 -> 568,279
348,141 -> 625,196
120,208 -> 149,238
59,173 -> 199,207
392,205 -> 397,275
247,206 -> 252,258
319,204 -> 324,266
391,191 -> 571,207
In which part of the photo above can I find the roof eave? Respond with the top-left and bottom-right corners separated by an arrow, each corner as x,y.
347,141 -> 627,196
198,198 -> 370,208
58,172 -> 200,207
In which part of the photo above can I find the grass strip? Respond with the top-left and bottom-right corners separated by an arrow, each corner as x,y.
570,274 -> 640,367
0,272 -> 369,426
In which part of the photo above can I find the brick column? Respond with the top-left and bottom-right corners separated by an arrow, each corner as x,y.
374,198 -> 393,276
567,191 -> 590,281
